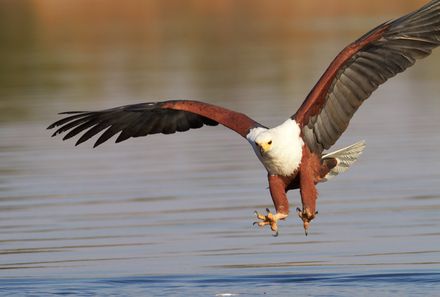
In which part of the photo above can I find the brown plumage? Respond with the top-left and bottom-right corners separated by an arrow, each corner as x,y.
48,1 -> 440,236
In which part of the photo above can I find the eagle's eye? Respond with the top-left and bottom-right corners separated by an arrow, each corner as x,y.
268,140 -> 272,145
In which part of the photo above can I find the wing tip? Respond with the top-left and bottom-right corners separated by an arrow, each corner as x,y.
59,111 -> 86,115
93,140 -> 104,148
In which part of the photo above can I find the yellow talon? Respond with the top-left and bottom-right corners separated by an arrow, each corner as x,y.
296,207 -> 318,236
253,208 -> 287,236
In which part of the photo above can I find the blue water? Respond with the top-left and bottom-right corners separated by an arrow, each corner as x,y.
1,1 -> 440,296
2,271 -> 440,296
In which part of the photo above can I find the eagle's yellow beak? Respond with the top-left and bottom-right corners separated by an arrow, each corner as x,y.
257,140 -> 272,154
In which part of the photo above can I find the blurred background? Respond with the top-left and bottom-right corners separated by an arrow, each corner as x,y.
1,0 -> 437,123
0,0 -> 439,295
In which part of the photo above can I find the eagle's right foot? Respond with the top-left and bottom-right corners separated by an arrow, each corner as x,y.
253,208 -> 288,236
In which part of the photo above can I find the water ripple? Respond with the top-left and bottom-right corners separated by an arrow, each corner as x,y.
0,272 -> 439,296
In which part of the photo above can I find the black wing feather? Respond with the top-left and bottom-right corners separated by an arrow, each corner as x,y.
298,0 -> 440,153
48,101 -> 221,147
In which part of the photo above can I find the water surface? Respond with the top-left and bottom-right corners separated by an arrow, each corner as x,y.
1,1 -> 440,296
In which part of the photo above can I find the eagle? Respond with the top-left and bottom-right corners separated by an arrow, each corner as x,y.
48,1 -> 440,236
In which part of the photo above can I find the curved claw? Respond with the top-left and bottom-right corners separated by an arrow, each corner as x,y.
304,222 -> 309,236
272,230 -> 279,237
297,207 -> 317,236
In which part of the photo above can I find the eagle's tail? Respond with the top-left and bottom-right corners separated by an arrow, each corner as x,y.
320,140 -> 366,182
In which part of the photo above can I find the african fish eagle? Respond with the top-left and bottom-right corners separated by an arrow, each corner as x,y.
48,0 -> 440,236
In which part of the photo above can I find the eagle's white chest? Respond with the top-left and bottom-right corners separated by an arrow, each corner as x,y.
246,119 -> 304,176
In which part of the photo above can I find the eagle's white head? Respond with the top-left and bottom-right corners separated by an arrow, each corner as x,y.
255,131 -> 273,155
247,119 -> 304,176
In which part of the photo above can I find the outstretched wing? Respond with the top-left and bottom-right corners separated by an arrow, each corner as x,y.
294,0 -> 440,154
48,100 -> 264,147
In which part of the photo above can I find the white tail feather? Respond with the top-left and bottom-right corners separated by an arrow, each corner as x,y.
320,140 -> 366,182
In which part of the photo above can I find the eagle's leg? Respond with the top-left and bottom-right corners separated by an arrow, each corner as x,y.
297,150 -> 319,235
253,174 -> 289,236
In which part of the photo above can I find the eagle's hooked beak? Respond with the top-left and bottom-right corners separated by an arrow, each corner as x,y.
256,140 -> 272,155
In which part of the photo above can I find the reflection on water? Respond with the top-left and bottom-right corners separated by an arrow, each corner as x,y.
1,0 -> 440,295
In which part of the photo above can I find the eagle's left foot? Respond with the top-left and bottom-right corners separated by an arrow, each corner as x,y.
253,208 -> 288,236
297,207 -> 318,236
